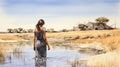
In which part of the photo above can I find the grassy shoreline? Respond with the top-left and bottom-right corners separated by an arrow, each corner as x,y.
0,29 -> 120,51
1,29 -> 120,67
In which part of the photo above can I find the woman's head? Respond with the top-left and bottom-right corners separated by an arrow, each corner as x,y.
36,19 -> 45,31
37,19 -> 45,26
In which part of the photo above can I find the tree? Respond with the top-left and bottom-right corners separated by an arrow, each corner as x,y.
78,24 -> 86,30
7,28 -> 13,33
22,29 -> 27,33
61,29 -> 68,32
95,17 -> 109,24
13,28 -> 18,33
27,29 -> 33,33
18,28 -> 23,33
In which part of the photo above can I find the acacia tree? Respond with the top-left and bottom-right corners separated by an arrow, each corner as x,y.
95,17 -> 109,24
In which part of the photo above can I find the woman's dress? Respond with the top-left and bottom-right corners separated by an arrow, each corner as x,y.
35,31 -> 46,58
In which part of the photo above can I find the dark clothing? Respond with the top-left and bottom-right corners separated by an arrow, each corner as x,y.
35,32 -> 45,42
35,32 -> 46,58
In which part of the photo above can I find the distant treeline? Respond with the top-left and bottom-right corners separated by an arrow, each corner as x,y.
7,17 -> 115,33
7,28 -> 33,33
7,28 -> 57,33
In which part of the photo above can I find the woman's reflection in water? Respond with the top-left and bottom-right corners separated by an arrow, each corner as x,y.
35,57 -> 46,67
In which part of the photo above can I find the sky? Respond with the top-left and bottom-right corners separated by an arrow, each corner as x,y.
0,0 -> 120,31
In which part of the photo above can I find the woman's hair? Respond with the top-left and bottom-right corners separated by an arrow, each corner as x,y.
36,19 -> 45,31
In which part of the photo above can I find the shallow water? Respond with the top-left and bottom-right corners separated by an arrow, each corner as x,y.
0,42 -> 88,67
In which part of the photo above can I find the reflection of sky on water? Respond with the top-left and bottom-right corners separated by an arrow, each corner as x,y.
0,42 -> 88,67
47,47 -> 87,67
1,45 -> 35,67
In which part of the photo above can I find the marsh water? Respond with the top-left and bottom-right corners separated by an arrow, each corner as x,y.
0,39 -> 98,67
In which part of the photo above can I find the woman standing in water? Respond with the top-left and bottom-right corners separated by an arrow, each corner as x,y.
34,19 -> 50,58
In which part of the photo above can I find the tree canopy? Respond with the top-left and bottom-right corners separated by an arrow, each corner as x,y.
95,17 -> 109,24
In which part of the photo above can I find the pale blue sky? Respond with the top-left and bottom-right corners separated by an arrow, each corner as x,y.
0,0 -> 120,31
2,0 -> 119,16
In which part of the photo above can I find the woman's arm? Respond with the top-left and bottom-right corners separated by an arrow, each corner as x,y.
43,30 -> 50,50
33,30 -> 37,50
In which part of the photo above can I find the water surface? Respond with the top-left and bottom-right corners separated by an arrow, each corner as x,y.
0,41 -> 88,67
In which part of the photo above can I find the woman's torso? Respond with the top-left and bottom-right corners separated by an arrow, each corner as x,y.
35,32 -> 44,42
35,27 -> 46,42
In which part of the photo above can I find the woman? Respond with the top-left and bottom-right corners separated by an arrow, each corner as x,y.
34,19 -> 50,58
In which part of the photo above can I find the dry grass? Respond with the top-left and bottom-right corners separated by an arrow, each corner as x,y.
0,43 -> 22,58
47,29 -> 120,51
0,43 -> 12,59
1,29 -> 120,51
68,51 -> 120,67
1,29 -> 120,49
0,33 -> 26,40
47,29 -> 120,67
0,33 -> 32,40
67,29 -> 120,51
0,34 -> 21,40
81,51 -> 120,67
47,30 -> 112,38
